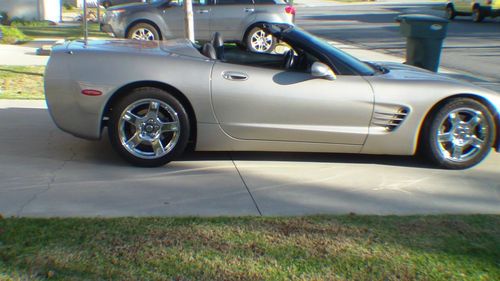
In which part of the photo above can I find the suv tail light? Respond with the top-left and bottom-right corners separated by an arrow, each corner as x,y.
285,5 -> 296,16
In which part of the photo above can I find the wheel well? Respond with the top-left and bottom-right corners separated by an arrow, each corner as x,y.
126,20 -> 162,40
102,81 -> 197,149
417,94 -> 499,153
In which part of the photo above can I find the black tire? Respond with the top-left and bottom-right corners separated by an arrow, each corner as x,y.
445,5 -> 456,20
472,7 -> 484,23
102,1 -> 111,9
108,87 -> 190,167
246,26 -> 276,53
127,23 -> 160,41
421,98 -> 495,169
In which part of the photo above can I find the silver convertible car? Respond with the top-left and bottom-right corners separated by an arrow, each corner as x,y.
45,24 -> 500,169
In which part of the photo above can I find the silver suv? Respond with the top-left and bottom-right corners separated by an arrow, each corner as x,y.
101,0 -> 295,52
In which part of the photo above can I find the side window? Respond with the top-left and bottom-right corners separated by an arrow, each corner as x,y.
170,0 -> 208,5
216,0 -> 253,5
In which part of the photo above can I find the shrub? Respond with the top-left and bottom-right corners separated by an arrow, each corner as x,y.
9,18 -> 52,27
0,25 -> 31,44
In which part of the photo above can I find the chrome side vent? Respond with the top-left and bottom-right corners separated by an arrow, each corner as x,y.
372,108 -> 409,132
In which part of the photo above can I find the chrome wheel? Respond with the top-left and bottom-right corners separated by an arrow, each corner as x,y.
422,98 -> 495,169
131,28 -> 156,41
436,108 -> 489,163
249,29 -> 274,53
118,99 -> 180,160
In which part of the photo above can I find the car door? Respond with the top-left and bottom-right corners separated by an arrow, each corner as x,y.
210,0 -> 255,40
160,0 -> 211,40
210,62 -> 374,145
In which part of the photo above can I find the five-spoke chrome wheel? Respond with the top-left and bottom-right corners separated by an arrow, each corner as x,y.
422,98 -> 495,169
109,87 -> 189,167
247,27 -> 276,53
436,108 -> 488,163
119,99 -> 180,159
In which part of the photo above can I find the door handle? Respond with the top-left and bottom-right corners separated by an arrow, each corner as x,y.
244,8 -> 255,13
222,71 -> 249,81
196,9 -> 210,14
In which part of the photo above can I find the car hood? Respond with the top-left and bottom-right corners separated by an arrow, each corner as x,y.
106,1 -> 156,12
373,62 -> 468,84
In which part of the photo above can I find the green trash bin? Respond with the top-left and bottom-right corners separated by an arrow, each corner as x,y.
396,14 -> 449,72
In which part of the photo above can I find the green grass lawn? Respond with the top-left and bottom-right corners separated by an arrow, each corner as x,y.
18,23 -> 109,40
0,215 -> 499,281
0,66 -> 45,100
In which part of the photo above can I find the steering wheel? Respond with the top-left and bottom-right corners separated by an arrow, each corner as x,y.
283,50 -> 295,70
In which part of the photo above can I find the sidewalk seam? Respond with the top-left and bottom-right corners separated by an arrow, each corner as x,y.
230,154 -> 263,216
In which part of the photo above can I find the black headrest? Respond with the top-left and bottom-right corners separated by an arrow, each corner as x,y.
202,43 -> 216,60
211,32 -> 224,49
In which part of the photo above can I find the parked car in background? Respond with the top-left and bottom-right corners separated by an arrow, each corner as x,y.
100,0 -> 146,8
445,0 -> 500,22
101,0 -> 295,52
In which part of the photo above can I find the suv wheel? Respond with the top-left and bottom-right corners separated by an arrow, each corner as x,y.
246,26 -> 276,53
127,23 -> 160,41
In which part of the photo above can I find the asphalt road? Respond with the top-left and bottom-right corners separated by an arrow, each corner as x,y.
296,2 -> 500,87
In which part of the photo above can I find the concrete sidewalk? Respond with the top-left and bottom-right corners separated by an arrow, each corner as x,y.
0,100 -> 499,217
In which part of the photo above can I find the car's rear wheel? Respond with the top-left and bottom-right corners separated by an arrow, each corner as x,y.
445,5 -> 456,20
108,87 -> 190,167
246,26 -> 276,53
421,98 -> 495,169
472,7 -> 484,22
127,23 -> 160,41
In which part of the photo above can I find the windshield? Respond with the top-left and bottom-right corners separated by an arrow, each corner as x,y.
281,27 -> 376,76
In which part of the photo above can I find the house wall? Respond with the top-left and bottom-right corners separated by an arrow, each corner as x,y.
0,0 -> 40,21
0,0 -> 61,22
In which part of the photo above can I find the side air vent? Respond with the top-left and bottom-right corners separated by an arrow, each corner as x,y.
372,108 -> 410,132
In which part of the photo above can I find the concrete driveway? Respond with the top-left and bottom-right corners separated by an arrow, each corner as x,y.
1,100 -> 499,217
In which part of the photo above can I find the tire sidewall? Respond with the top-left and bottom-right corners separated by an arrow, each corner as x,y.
109,88 -> 190,167
425,98 -> 495,169
246,27 -> 276,53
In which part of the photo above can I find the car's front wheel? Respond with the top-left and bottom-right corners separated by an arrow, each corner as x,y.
108,87 -> 190,167
127,23 -> 160,41
246,26 -> 276,53
422,98 -> 495,169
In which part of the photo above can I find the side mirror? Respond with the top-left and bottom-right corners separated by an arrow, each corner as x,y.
311,62 -> 337,80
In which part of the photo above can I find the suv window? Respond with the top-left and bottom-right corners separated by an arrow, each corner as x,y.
215,0 -> 253,4
169,0 -> 208,4
254,0 -> 288,4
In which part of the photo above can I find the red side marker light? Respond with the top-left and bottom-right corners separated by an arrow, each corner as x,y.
285,5 -> 296,15
81,89 -> 103,96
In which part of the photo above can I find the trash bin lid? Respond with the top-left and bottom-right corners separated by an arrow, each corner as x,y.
396,14 -> 449,24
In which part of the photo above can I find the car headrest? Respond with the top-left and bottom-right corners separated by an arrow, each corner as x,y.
202,43 -> 217,60
211,32 -> 224,49
211,32 -> 225,60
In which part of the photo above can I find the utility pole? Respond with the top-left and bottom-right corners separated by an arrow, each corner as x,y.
184,0 -> 194,42
83,0 -> 88,45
